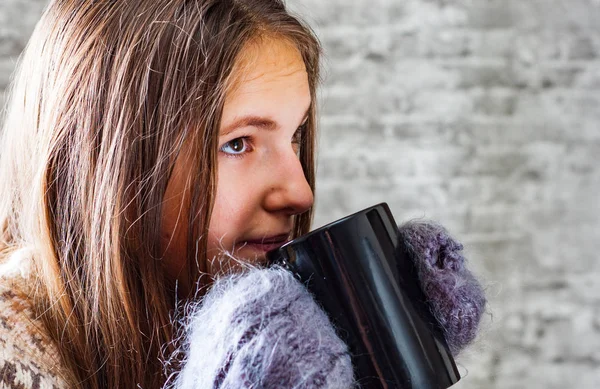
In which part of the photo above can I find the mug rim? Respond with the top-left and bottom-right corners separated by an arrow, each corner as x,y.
276,202 -> 389,251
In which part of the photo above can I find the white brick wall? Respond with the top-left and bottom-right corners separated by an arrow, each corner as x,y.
2,1 -> 600,388
292,1 -> 600,388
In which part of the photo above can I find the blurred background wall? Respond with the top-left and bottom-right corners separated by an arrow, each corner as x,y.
1,1 -> 599,388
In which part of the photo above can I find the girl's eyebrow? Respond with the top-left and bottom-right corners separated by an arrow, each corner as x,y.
221,107 -> 310,136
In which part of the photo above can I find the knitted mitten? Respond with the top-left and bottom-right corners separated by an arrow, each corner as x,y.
397,221 -> 486,355
169,267 -> 354,389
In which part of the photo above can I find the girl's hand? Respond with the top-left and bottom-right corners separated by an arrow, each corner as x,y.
168,267 -> 354,389
397,221 -> 487,356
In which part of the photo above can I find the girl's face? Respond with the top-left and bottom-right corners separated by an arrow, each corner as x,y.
161,37 -> 313,282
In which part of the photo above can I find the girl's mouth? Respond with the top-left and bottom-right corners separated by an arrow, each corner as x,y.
241,233 -> 290,252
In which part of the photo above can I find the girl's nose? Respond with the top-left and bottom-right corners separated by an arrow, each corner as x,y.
262,152 -> 314,216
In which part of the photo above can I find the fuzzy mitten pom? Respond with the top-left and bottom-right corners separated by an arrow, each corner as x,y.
169,267 -> 354,389
398,221 -> 486,355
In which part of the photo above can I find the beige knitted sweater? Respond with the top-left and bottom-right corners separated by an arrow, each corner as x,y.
0,254 -> 68,388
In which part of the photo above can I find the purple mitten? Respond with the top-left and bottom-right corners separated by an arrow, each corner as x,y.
397,221 -> 486,356
168,267 -> 354,389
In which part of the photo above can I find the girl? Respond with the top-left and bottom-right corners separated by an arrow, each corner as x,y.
0,0 -> 320,387
0,0 -> 485,388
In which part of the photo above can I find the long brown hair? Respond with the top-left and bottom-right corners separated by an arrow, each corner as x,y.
0,0 -> 321,387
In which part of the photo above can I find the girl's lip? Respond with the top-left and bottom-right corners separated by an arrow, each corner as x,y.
241,234 -> 290,252
243,241 -> 286,252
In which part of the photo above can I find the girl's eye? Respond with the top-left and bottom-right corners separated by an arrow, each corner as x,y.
292,123 -> 307,156
293,122 -> 307,144
220,137 -> 251,155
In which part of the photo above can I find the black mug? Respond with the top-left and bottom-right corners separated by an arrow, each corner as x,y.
266,203 -> 460,389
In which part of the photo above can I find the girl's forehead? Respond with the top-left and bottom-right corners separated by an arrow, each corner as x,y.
220,36 -> 311,132
226,36 -> 307,95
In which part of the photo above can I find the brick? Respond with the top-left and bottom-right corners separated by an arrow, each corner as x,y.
502,312 -> 545,350
410,90 -> 474,118
287,1 -> 353,28
463,0 -> 525,29
541,0 -> 600,30
532,223 -> 600,272
463,0 -> 600,30
318,145 -> 417,181
562,143 -> 600,178
320,86 -> 413,117
393,88 -> 518,118
418,29 -> 472,58
457,146 -> 533,177
387,60 -> 463,89
319,29 -> 367,59
512,91 -> 600,120
518,290 -> 577,322
324,60 -> 378,89
292,0 -> 396,27
387,1 -> 468,30
467,30 -> 516,59
537,308 -> 600,361
314,180 -> 399,219
0,0 -> 46,33
442,177 -> 498,208
504,364 -> 600,389
388,31 -> 420,58
466,206 -> 527,235
316,155 -> 367,181
442,62 -> 514,89
318,116 -> 387,152
536,92 -> 600,120
388,120 -> 455,146
446,117 -> 600,145
462,236 -> 531,284
450,347 -> 496,388
575,64 -> 600,89
320,26 -> 408,61
470,88 -> 518,116
530,203 -> 600,229
402,207 -> 472,236
513,32 -> 563,62
538,65 -> 589,89
495,353 -> 600,389
511,31 -> 600,63
343,178 -> 443,210
0,58 -> 17,91
409,146 -> 472,177
0,30 -> 24,58
567,35 -> 598,60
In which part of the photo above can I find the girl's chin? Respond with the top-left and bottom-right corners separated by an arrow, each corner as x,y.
206,248 -> 269,276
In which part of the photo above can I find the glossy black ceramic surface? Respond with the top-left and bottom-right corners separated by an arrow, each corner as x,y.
267,203 -> 460,389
